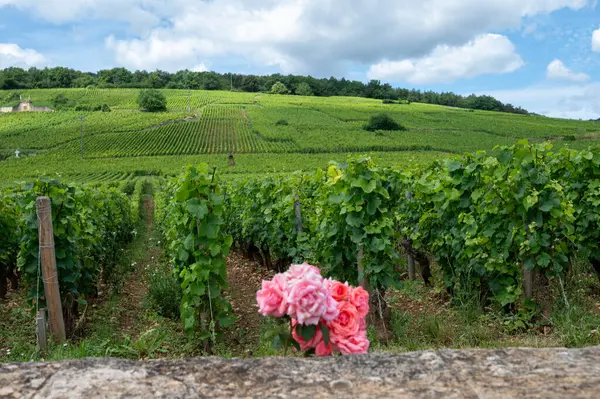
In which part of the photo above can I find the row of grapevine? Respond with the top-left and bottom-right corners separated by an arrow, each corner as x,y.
0,178 -> 137,331
0,192 -> 20,299
53,105 -> 297,159
155,165 -> 234,343
130,179 -> 146,221
225,157 -> 401,300
1,111 -> 188,151
224,142 -> 600,309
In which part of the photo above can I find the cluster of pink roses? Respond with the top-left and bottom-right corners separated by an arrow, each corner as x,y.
256,263 -> 370,356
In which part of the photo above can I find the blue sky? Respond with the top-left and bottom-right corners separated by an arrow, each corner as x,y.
1,0 -> 599,118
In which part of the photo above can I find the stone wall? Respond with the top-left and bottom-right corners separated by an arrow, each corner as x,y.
1,347 -> 600,398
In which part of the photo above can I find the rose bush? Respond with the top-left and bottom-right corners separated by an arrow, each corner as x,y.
256,263 -> 370,356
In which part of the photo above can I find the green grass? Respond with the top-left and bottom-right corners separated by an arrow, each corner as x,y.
1,88 -> 599,187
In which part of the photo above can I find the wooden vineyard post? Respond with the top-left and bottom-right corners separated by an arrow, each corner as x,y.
408,253 -> 416,281
36,196 -> 66,342
36,309 -> 47,352
294,194 -> 303,233
523,264 -> 533,299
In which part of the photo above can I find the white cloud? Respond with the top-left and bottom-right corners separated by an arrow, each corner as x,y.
366,34 -> 523,84
547,59 -> 590,82
191,63 -> 208,73
0,0 -> 592,75
0,43 -> 46,69
593,28 -> 600,52
481,83 -> 600,119
0,0 -> 161,33
105,34 -> 214,72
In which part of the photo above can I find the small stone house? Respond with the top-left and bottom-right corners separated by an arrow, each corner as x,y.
0,96 -> 54,113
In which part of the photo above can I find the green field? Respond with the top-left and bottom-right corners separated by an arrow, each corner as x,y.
1,88 -> 599,186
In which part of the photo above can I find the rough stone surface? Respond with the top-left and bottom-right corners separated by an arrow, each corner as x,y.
2,347 -> 600,398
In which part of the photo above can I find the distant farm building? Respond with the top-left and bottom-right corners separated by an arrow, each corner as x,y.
0,96 -> 54,113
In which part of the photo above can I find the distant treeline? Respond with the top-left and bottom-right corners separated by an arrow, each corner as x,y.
0,66 -> 529,115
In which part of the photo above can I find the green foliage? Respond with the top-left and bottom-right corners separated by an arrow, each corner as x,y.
316,157 -> 398,289
271,82 -> 289,95
53,93 -> 71,110
15,178 -> 134,326
157,164 -> 233,339
0,192 -> 21,297
121,180 -> 136,196
137,89 -> 167,112
275,119 -> 289,126
225,172 -> 322,267
223,142 -> 600,310
146,265 -> 183,320
295,82 -> 313,96
502,298 -> 541,333
394,141 -> 578,306
108,328 -> 168,358
363,113 -> 406,132
74,103 -> 111,112
130,179 -> 146,221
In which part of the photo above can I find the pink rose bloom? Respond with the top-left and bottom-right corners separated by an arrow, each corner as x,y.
328,280 -> 351,302
315,340 -> 334,357
256,274 -> 289,317
359,317 -> 367,333
321,295 -> 340,322
350,286 -> 370,318
291,319 -> 323,351
336,335 -> 370,355
288,278 -> 331,325
285,263 -> 322,287
328,301 -> 360,339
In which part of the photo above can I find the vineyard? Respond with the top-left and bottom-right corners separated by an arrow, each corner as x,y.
2,88 -> 600,361
1,88 -> 600,187
3,141 -> 600,361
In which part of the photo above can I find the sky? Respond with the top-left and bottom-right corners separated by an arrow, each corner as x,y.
0,0 -> 600,119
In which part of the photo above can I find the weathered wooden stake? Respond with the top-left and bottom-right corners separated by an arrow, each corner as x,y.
36,309 -> 47,352
37,196 -> 66,342
408,254 -> 416,281
523,264 -> 533,298
294,194 -> 303,233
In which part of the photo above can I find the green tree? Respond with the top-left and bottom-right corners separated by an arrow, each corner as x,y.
241,75 -> 261,92
203,72 -> 222,90
53,93 -> 71,110
363,114 -> 406,132
271,81 -> 289,95
137,89 -> 167,112
295,82 -> 313,96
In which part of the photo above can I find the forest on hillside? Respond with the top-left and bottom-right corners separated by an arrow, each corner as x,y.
0,66 -> 529,115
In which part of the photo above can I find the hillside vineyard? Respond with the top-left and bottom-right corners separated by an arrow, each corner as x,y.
1,88 -> 599,188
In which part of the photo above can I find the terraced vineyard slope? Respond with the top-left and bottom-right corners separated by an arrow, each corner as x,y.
1,88 -> 599,186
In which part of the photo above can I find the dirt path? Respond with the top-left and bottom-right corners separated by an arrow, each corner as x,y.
224,252 -> 276,355
118,196 -> 160,335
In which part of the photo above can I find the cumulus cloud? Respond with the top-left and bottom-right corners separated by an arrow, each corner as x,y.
0,43 -> 46,69
0,0 -> 592,75
367,34 -> 524,84
0,0 -> 161,33
593,28 -> 600,52
481,83 -> 600,120
547,59 -> 590,82
105,34 -> 214,72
